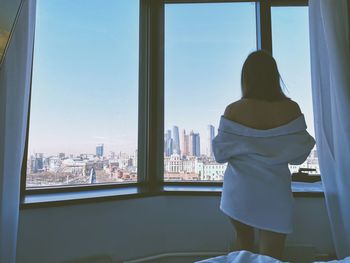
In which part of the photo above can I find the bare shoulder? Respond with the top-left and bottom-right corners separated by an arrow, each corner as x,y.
283,99 -> 302,117
223,98 -> 303,128
224,100 -> 244,118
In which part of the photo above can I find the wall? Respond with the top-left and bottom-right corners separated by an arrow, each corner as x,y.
16,195 -> 334,263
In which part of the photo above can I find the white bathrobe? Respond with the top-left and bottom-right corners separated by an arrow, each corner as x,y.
212,114 -> 315,234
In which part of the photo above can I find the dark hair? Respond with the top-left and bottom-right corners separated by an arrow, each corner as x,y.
241,50 -> 289,102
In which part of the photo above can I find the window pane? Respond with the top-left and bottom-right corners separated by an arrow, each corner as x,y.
164,3 -> 256,181
26,0 -> 139,188
272,7 -> 319,174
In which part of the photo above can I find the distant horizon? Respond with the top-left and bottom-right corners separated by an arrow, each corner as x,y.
28,122 -> 216,157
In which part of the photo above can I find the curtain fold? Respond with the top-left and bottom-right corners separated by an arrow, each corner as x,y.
309,0 -> 350,258
0,0 -> 36,262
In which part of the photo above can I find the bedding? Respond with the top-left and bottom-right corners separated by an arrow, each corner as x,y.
195,250 -> 350,263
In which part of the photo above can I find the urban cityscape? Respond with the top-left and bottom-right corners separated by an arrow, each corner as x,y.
27,124 -> 320,188
26,145 -> 138,187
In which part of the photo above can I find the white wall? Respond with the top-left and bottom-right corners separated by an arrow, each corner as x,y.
16,196 -> 334,263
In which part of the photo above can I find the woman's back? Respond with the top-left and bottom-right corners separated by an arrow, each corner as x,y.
224,98 -> 302,130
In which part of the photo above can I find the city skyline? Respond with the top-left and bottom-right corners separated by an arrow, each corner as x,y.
27,143 -> 319,187
164,124 -> 217,158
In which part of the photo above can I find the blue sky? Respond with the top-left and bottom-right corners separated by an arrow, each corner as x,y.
29,0 -> 139,155
28,1 -> 313,156
271,7 -> 314,134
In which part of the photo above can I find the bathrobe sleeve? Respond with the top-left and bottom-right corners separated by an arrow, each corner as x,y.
288,151 -> 313,165
212,116 -> 316,166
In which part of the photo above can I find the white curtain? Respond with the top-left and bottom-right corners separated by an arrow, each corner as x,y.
0,0 -> 36,262
309,0 -> 350,259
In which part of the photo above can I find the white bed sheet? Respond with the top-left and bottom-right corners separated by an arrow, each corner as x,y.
195,250 -> 350,263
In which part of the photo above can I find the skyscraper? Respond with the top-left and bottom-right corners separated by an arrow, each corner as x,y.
194,133 -> 200,157
207,125 -> 215,158
166,138 -> 173,156
189,130 -> 194,156
172,126 -> 180,155
189,131 -> 200,157
30,153 -> 44,173
181,129 -> 190,156
165,130 -> 173,156
96,144 -> 104,157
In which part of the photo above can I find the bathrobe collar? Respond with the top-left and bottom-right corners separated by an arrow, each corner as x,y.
218,114 -> 307,138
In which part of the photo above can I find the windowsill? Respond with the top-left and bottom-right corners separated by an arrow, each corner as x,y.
21,185 -> 155,209
20,182 -> 324,209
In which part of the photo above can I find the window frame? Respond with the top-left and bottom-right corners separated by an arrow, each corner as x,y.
21,0 -> 319,206
21,0 -> 146,197
161,0 -> 309,187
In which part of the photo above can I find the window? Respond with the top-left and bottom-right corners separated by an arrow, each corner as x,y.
26,0 -> 139,188
164,2 -> 256,182
271,6 -> 320,175
23,0 -> 318,201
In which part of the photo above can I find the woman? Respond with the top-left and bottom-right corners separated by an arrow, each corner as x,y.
212,50 -> 315,260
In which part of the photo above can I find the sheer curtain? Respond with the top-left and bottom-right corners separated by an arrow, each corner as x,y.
0,0 -> 36,262
309,0 -> 350,258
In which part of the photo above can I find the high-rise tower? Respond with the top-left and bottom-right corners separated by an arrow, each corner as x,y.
165,130 -> 173,156
194,133 -> 200,157
189,131 -> 200,157
181,129 -> 190,156
172,126 -> 180,155
96,144 -> 104,157
207,125 -> 215,158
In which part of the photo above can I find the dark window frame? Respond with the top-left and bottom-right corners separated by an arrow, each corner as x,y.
21,0 -> 317,206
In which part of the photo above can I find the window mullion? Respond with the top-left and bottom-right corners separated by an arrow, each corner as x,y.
141,0 -> 165,189
256,0 -> 272,53
138,0 -> 150,185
